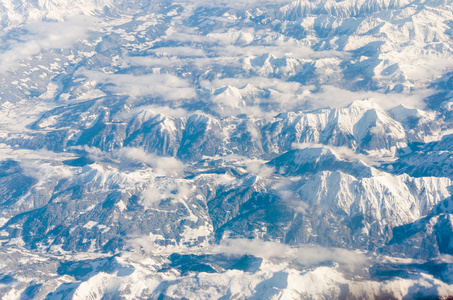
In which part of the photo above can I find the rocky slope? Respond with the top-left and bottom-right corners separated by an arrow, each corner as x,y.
0,0 -> 453,298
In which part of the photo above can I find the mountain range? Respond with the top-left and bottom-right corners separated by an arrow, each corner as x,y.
1,0 -> 453,298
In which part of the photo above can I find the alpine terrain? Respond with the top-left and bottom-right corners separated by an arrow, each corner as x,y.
0,0 -> 453,298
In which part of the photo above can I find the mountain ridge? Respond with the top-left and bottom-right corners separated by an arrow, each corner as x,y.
1,0 -> 453,298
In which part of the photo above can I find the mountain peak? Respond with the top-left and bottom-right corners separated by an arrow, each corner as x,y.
1,0 -> 453,298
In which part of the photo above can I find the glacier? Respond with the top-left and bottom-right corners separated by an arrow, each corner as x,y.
1,0 -> 453,298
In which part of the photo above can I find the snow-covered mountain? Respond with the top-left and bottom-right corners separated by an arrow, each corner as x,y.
1,0 -> 453,299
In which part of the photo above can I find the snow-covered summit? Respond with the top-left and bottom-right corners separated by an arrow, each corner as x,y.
1,0 -> 453,298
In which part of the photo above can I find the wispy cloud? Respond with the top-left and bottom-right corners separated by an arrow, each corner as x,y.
116,147 -> 185,177
79,70 -> 196,100
216,238 -> 367,267
174,0 -> 294,8
291,143 -> 394,166
149,46 -> 206,57
141,181 -> 192,208
126,56 -> 185,67
246,161 -> 275,178
201,77 -> 313,111
114,105 -> 190,120
308,85 -> 433,110
212,42 -> 345,60
272,176 -> 308,213
0,16 -> 95,73
72,145 -> 185,177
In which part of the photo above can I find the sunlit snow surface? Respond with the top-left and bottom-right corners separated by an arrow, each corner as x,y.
1,0 -> 453,298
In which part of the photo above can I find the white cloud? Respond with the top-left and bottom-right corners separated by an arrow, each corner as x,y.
291,142 -> 391,166
72,145 -> 105,160
117,147 -> 185,177
113,105 -> 190,121
71,147 -> 189,208
174,0 -> 295,9
216,238 -> 367,267
70,146 -> 185,177
126,56 -> 185,67
201,77 -> 306,93
272,176 -> 308,214
164,31 -> 211,43
126,236 -> 157,255
294,245 -> 366,267
246,161 -> 275,178
309,85 -> 432,110
0,16 -> 95,73
79,70 -> 196,100
200,77 -> 313,112
19,159 -> 73,182
141,181 -> 192,208
212,41 -> 345,60
149,46 -> 206,57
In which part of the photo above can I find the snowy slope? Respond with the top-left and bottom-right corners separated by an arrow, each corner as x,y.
0,0 -> 453,298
